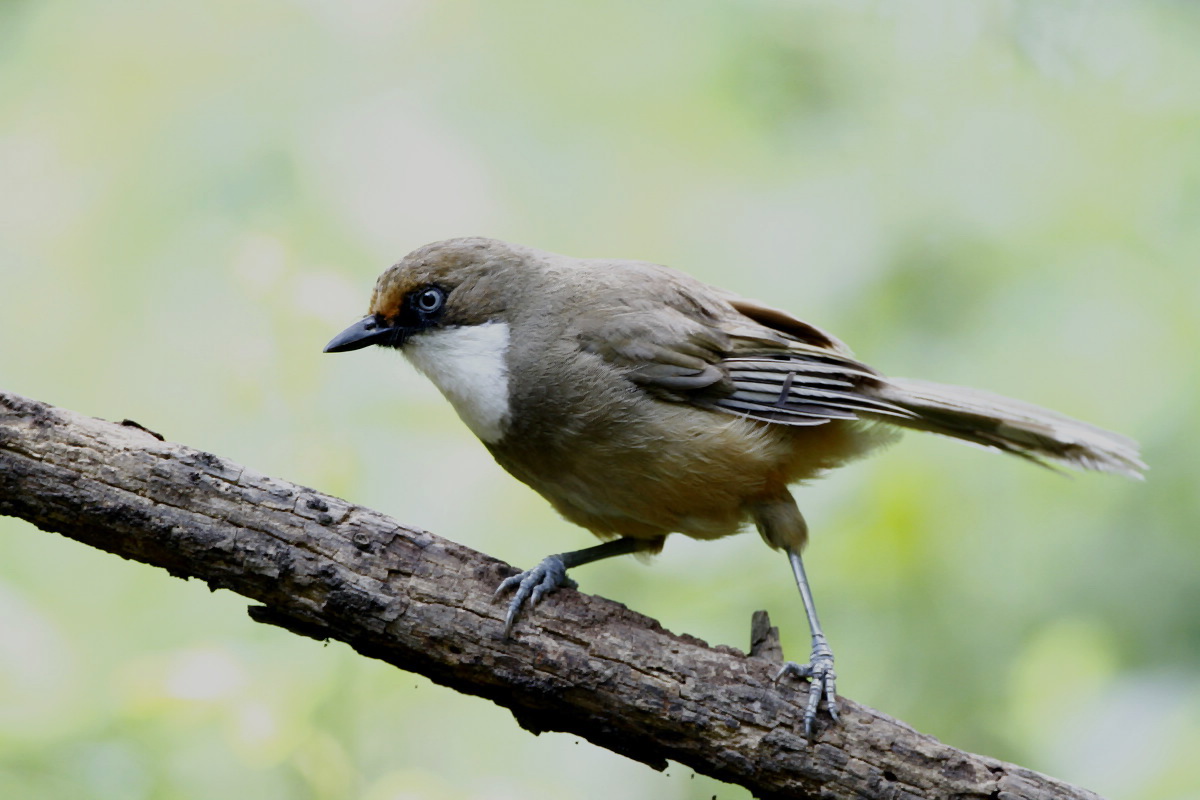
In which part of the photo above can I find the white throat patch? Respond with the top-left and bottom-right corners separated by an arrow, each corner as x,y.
403,322 -> 512,443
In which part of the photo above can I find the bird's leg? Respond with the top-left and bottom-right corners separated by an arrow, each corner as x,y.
495,536 -> 660,637
750,494 -> 838,736
776,546 -> 839,737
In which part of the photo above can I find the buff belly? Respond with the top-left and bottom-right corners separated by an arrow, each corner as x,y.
493,407 -> 892,543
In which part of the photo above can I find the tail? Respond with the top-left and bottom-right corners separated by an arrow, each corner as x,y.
872,377 -> 1146,479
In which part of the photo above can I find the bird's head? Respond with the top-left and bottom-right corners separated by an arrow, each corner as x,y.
323,237 -> 535,354
322,237 -> 552,443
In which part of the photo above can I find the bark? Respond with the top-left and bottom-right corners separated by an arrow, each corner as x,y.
0,390 -> 1104,800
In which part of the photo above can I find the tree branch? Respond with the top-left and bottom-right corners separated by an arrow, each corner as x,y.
0,390 -> 1103,800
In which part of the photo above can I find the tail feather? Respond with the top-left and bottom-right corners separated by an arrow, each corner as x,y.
873,377 -> 1146,479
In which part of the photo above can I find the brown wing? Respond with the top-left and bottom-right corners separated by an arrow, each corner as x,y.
716,350 -> 916,425
575,292 -> 914,426
724,296 -> 851,352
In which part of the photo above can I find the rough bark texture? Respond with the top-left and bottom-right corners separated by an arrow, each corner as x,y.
0,390 -> 1104,800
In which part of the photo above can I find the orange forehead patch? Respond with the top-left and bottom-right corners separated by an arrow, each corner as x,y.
368,266 -> 418,319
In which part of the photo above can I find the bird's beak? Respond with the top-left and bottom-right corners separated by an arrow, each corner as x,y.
323,316 -> 399,353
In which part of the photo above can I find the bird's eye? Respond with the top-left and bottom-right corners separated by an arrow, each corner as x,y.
414,286 -> 445,314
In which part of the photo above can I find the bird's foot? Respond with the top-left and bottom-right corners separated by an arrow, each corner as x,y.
775,637 -> 839,738
494,555 -> 578,637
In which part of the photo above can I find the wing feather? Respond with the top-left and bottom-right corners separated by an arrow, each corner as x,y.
709,354 -> 915,425
572,286 -> 911,426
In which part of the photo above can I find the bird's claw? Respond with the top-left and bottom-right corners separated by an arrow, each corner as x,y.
775,639 -> 838,738
494,555 -> 578,637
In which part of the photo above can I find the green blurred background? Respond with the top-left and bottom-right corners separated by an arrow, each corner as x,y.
1,1 -> 1197,798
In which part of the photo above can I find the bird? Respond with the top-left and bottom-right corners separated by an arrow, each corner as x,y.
323,236 -> 1144,736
